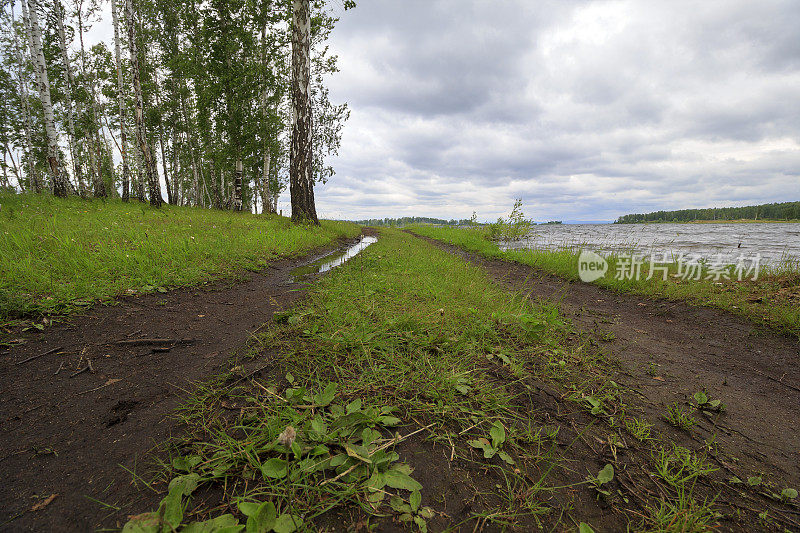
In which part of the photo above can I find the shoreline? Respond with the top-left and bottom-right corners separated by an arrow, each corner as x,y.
614,218 -> 800,225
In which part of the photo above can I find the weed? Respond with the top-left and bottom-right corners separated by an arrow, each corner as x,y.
468,420 -> 515,465
389,493 -> 435,532
692,390 -> 725,412
652,444 -> 717,488
625,417 -> 654,441
586,464 -> 614,498
640,487 -> 720,532
664,402 -> 696,430
123,382 -> 423,531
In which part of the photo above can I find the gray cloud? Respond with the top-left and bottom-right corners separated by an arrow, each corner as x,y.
296,0 -> 800,222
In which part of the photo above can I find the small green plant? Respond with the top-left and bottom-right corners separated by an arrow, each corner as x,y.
692,391 -> 725,412
582,395 -> 606,416
625,417 -> 654,441
641,487 -> 720,532
468,420 -> 515,465
120,474 -> 241,532
586,464 -> 614,498
123,382 -> 421,532
238,500 -> 302,533
653,445 -> 716,488
390,492 -> 435,532
664,402 -> 696,430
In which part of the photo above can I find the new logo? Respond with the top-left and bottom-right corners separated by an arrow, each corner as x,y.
578,250 -> 608,282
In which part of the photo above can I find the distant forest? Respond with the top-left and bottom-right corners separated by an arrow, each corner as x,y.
615,201 -> 800,224
349,216 -> 476,227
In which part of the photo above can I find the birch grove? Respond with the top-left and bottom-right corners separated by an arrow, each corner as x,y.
0,0 -> 353,218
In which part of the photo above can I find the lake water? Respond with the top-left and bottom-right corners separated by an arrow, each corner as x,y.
502,223 -> 800,265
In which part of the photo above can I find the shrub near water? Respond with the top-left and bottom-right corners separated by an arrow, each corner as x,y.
0,194 -> 359,318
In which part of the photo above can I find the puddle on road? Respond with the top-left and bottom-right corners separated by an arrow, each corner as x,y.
290,236 -> 377,281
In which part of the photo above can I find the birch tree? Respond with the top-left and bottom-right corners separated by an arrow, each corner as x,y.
9,2 -> 38,192
54,0 -> 85,195
289,0 -> 317,225
0,0 -> 351,205
26,0 -> 68,196
75,0 -> 108,197
110,0 -> 130,200
125,0 -> 162,206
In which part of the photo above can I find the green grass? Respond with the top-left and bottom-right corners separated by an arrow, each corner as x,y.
409,225 -> 800,336
0,193 -> 359,318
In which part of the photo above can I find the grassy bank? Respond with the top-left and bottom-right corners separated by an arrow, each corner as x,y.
410,225 -> 800,337
0,194 -> 359,319
121,229 -> 796,532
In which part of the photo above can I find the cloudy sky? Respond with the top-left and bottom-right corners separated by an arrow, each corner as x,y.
303,0 -> 800,222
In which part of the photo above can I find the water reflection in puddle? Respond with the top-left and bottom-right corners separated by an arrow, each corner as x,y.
291,236 -> 377,281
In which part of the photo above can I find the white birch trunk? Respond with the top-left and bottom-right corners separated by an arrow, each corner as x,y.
125,0 -> 162,207
111,0 -> 131,201
26,0 -> 67,196
290,0 -> 317,224
54,0 -> 84,195
233,159 -> 243,211
76,2 -> 106,197
266,149 -> 275,214
178,93 -> 200,206
11,2 -> 38,193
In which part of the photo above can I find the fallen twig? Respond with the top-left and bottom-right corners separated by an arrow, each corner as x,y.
69,359 -> 93,378
115,338 -> 195,346
29,494 -> 57,511
252,380 -> 287,402
15,346 -> 63,366
320,462 -> 360,486
78,378 -> 122,396
53,361 -> 64,375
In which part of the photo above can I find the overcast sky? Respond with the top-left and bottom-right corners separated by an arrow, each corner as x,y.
304,0 -> 800,222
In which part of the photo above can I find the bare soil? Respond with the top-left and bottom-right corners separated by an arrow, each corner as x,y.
0,235 -> 364,532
